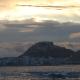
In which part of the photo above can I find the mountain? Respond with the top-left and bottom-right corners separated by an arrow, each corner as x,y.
0,41 -> 80,66
19,41 -> 74,58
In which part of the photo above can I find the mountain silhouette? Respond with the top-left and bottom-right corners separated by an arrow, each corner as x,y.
0,41 -> 80,66
19,41 -> 74,58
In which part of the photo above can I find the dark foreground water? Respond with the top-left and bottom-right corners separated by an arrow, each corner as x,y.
0,72 -> 80,79
0,66 -> 80,80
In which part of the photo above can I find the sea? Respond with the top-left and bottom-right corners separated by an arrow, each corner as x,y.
0,66 -> 80,80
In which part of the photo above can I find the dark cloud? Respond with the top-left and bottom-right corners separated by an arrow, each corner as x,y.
0,20 -> 80,42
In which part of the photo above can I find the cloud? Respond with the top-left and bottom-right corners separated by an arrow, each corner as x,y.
0,0 -> 80,23
19,28 -> 35,32
70,32 -> 80,39
0,20 -> 80,42
0,24 -> 6,31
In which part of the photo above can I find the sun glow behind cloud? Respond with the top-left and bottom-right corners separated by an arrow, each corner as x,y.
0,0 -> 80,22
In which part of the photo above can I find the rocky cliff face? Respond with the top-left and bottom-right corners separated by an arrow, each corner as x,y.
0,41 -> 80,66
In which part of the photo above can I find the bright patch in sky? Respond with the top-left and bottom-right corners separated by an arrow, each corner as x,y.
0,0 -> 80,22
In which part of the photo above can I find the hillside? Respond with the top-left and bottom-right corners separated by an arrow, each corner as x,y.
19,41 -> 74,58
0,41 -> 80,66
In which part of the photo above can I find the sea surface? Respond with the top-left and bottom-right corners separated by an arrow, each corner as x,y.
0,65 -> 80,80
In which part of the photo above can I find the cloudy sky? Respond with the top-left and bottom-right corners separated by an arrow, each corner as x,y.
0,0 -> 80,43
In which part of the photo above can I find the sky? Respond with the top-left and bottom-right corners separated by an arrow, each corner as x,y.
0,0 -> 80,43
0,0 -> 80,22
